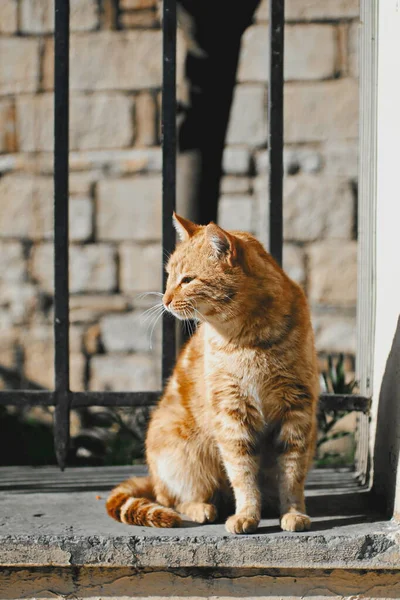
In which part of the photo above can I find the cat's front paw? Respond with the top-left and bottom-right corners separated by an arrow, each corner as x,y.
180,502 -> 218,524
280,512 -> 311,532
225,514 -> 259,534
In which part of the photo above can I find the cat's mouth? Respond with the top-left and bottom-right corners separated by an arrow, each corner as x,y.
167,305 -> 197,321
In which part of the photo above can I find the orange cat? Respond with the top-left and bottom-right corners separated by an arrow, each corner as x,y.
107,214 -> 319,534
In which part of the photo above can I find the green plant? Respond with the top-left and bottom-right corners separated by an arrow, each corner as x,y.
316,353 -> 358,469
321,353 -> 357,395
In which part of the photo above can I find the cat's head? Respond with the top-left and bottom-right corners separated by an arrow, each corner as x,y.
163,213 -> 268,323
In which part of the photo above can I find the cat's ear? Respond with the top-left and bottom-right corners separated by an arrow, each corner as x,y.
172,212 -> 199,241
206,223 -> 238,266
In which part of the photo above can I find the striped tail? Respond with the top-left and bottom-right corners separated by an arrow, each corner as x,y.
106,476 -> 182,528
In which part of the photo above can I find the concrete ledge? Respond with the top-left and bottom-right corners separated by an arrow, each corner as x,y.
0,466 -> 399,570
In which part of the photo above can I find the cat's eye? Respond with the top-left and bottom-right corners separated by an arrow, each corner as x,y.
180,276 -> 195,285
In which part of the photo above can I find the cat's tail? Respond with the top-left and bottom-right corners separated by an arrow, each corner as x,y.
106,476 -> 182,528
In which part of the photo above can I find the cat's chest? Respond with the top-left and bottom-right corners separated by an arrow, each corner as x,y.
207,340 -> 272,391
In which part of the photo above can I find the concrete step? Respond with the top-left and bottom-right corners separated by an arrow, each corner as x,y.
0,466 -> 399,571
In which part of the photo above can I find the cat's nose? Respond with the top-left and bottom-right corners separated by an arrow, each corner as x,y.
163,292 -> 173,308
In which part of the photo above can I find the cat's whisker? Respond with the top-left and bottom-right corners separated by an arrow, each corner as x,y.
141,309 -> 165,334
140,304 -> 164,325
142,310 -> 165,332
144,311 -> 161,347
148,306 -> 166,350
141,303 -> 163,317
136,291 -> 164,301
184,311 -> 195,337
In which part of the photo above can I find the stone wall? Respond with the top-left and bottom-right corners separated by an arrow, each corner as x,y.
0,0 -> 359,393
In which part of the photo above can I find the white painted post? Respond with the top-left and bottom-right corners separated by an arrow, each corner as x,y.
370,0 -> 400,519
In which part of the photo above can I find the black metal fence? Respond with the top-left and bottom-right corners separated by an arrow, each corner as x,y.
0,0 -> 369,470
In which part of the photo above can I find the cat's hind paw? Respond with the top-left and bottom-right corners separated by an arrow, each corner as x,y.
280,512 -> 311,532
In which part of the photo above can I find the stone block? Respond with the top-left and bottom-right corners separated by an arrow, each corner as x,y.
283,244 -> 306,287
21,326 -> 54,389
285,24 -> 337,81
308,241 -> 357,306
0,328 -> 19,371
68,94 -> 133,150
253,175 -> 269,249
0,154 -> 20,174
220,177 -> 251,194
43,31 -> 162,91
70,295 -> 129,323
284,175 -> 354,241
21,325 -> 85,390
120,0 -> 156,8
237,25 -> 269,83
89,354 -> 161,391
218,195 -> 254,233
0,175 -> 53,240
0,100 -> 16,153
287,0 -> 359,20
254,0 -> 268,21
30,245 -> 53,292
285,79 -> 358,143
254,150 -> 269,175
285,148 -> 323,175
226,85 -> 267,146
0,175 -> 95,241
312,312 -> 356,354
0,282 -> 38,325
68,244 -> 117,294
16,94 -> 134,152
222,148 -> 250,175
348,22 -> 359,78
135,92 -> 157,146
238,24 -> 336,82
69,172 -> 100,195
120,243 -> 162,293
256,0 -> 359,21
100,311 -> 161,353
20,0 -> 98,33
0,38 -> 39,95
0,310 -> 12,331
96,176 -> 162,241
255,148 -> 323,176
0,1 -> 17,34
68,148 -> 162,174
321,140 -> 358,178
0,242 -> 26,282
31,244 -> 117,293
0,153 -> 54,175
70,354 -> 87,391
70,197 -> 94,242
83,324 -> 101,355
120,10 -> 159,28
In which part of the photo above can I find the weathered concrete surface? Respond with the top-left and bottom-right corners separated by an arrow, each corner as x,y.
1,566 -> 400,600
0,467 -> 399,570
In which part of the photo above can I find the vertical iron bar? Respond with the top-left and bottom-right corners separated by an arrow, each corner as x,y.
268,0 -> 285,266
161,0 -> 177,383
53,0 -> 70,470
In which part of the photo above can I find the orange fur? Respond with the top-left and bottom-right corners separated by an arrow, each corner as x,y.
106,215 -> 319,534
